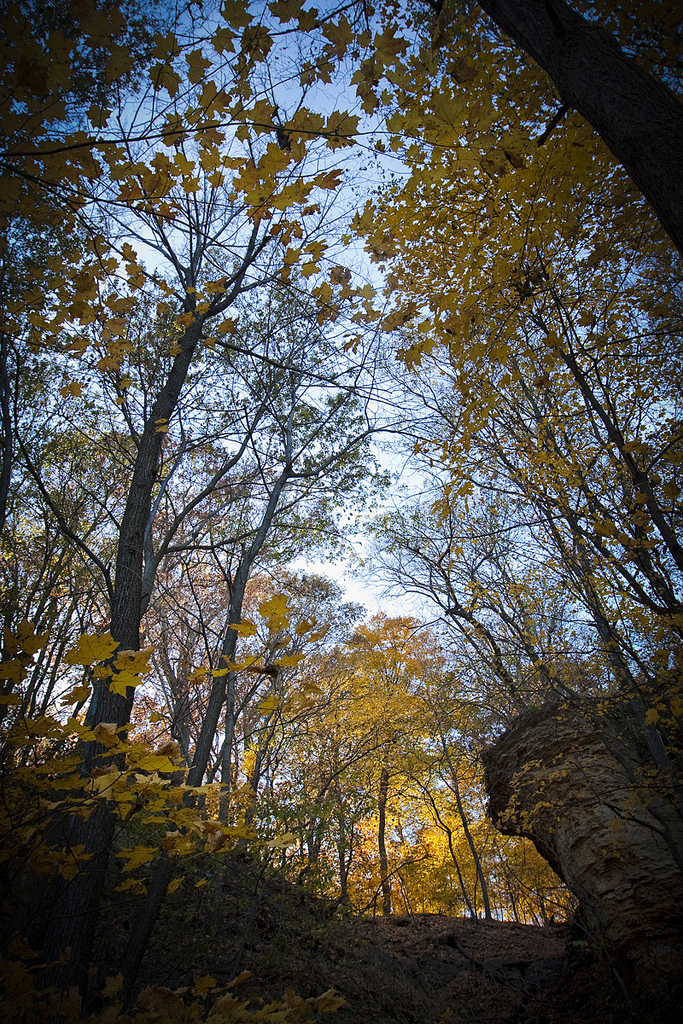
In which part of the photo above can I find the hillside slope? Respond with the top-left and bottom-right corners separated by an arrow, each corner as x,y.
100,858 -> 640,1024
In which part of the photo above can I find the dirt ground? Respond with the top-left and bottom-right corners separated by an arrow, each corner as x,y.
100,857 -> 640,1024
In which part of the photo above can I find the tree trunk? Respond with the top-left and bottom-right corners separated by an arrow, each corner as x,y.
0,331 -> 12,536
334,787 -> 352,906
119,472 -> 291,1000
420,779 -> 476,916
218,670 -> 237,821
120,851 -> 175,1008
118,589 -> 244,1001
337,841 -> 351,906
39,325 -> 203,994
475,0 -> 683,257
442,741 -> 492,920
378,765 -> 392,916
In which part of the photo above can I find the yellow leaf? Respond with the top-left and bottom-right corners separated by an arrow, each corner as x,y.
295,616 -> 317,637
216,317 -> 238,335
258,594 -> 291,631
87,103 -> 111,126
228,971 -> 252,989
9,620 -> 49,655
149,63 -> 182,96
193,974 -> 216,994
374,25 -> 409,64
257,694 -> 279,714
204,276 -> 228,293
167,876 -> 184,894
102,975 -> 123,998
91,770 -> 119,798
180,176 -> 201,194
644,708 -> 660,725
212,26 -> 236,55
185,49 -> 212,84
109,670 -> 143,696
64,633 -> 118,666
115,878 -> 147,895
323,16 -> 352,56
153,31 -> 180,61
276,652 -> 305,668
130,753 -> 177,773
0,658 -> 24,684
106,45 -> 134,84
60,684 -> 92,705
307,625 -> 330,643
228,620 -> 257,637
93,722 -> 120,747
265,832 -> 297,849
174,152 -> 195,176
116,845 -> 157,871
114,648 -> 153,674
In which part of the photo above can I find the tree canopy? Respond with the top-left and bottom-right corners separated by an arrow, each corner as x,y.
1,1 -> 681,1020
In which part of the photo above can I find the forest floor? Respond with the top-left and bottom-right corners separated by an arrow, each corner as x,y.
95,855 -> 636,1024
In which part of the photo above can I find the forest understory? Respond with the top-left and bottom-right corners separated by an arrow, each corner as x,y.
90,856 -> 629,1024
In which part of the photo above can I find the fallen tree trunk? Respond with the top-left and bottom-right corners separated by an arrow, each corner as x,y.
482,701 -> 683,1014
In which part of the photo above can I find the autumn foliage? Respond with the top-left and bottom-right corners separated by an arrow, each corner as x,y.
2,0 -> 682,1020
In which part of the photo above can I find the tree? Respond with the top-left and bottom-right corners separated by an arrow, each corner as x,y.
2,0 -> 384,996
400,0 -> 683,256
0,0 -> 165,531
470,0 -> 683,255
354,1 -> 683,935
6,3 -> 680,1010
357,0 -> 683,705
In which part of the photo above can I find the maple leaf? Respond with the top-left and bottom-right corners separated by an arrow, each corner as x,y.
109,670 -> 143,696
374,25 -> 409,65
185,49 -> 212,84
93,722 -> 120,747
90,770 -> 119,798
323,17 -> 352,58
116,845 -> 157,871
6,620 -> 48,656
101,974 -> 124,997
258,594 -> 291,632
60,684 -> 92,705
229,620 -> 258,637
265,832 -> 297,848
114,648 -> 152,674
64,633 -> 118,666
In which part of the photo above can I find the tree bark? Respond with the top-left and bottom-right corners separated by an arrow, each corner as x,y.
218,670 -> 237,821
378,765 -> 392,916
442,740 -> 492,920
474,0 -> 683,257
119,470 -> 292,999
0,332 -> 12,536
39,323 -> 203,995
483,701 -> 683,1008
